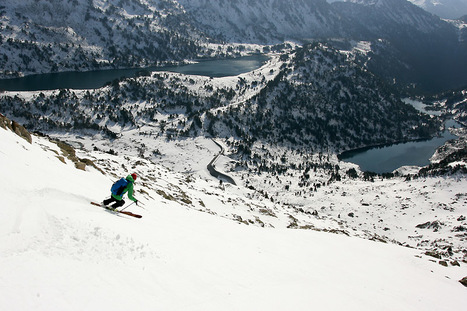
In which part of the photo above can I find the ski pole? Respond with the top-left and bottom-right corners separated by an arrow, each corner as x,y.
119,201 -> 136,212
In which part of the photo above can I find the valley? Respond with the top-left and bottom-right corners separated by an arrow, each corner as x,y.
1,43 -> 465,263
1,0 -> 467,310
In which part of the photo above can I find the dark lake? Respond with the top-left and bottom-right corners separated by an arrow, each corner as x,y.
339,100 -> 460,173
0,55 -> 268,91
339,129 -> 458,174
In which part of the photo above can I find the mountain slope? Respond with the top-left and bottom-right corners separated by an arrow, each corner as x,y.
1,46 -> 465,264
0,45 -> 440,153
1,0 -> 466,91
208,44 -> 438,152
177,0 -> 467,92
0,0 -> 207,78
409,0 -> 467,19
1,113 -> 467,311
331,0 -> 467,92
178,0 -> 350,42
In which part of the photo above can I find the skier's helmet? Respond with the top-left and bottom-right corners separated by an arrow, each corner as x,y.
131,173 -> 137,181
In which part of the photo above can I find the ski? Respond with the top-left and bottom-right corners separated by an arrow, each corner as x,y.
91,202 -> 142,218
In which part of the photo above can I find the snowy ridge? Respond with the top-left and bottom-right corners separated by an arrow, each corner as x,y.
408,0 -> 467,19
1,108 -> 467,310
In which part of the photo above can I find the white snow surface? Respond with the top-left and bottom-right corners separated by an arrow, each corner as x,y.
1,113 -> 467,309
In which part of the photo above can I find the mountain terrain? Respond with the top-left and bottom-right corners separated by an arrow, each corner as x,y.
0,44 -> 440,152
177,0 -> 467,92
1,43 -> 466,261
1,96 -> 467,310
0,0 -> 213,77
177,0 -> 351,42
1,0 -> 466,92
330,0 -> 467,92
408,0 -> 467,19
1,1 -> 467,308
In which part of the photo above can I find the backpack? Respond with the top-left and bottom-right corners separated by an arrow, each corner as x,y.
111,178 -> 129,196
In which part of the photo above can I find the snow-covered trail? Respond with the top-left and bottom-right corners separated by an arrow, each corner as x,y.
1,127 -> 466,311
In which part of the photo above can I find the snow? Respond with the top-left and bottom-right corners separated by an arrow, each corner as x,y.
408,0 -> 467,19
1,112 -> 467,310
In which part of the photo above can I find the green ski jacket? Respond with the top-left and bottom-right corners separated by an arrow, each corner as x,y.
111,175 -> 137,202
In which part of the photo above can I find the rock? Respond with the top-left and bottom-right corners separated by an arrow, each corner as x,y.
56,156 -> 66,164
439,260 -> 448,267
459,277 -> 467,287
451,260 -> 460,267
56,141 -> 78,162
348,212 -> 355,217
425,250 -> 442,259
11,120 -> 32,144
75,162 -> 86,171
0,113 -> 11,130
0,113 -> 32,144
416,220 -> 442,232
446,246 -> 453,256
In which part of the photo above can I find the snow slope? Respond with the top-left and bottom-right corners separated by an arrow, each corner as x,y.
331,0 -> 467,19
409,0 -> 467,19
1,111 -> 467,310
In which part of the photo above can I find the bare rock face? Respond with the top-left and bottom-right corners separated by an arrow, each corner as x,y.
0,113 -> 32,144
11,120 -> 32,144
0,113 -> 12,130
459,276 -> 467,287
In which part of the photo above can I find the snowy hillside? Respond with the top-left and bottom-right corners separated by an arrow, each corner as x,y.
0,44 -> 439,153
1,108 -> 467,310
178,0 -> 347,42
333,0 -> 467,19
330,0 -> 467,91
409,0 -> 467,19
2,0 -> 467,92
0,0 -> 212,78
1,41 -> 466,259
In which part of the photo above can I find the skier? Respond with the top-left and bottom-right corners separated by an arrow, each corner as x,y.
103,173 -> 138,209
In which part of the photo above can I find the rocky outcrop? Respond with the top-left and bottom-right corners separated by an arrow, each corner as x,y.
0,112 -> 32,144
55,140 -> 104,173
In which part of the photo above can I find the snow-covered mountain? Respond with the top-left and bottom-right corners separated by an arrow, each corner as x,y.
177,0 -> 350,42
181,0 -> 467,93
0,0 -> 210,78
330,0 -> 467,92
1,1 -> 467,308
332,0 -> 452,34
331,0 -> 467,19
1,100 -> 467,310
409,0 -> 467,19
0,44 -> 440,153
2,0 -> 467,92
1,43 -> 466,260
